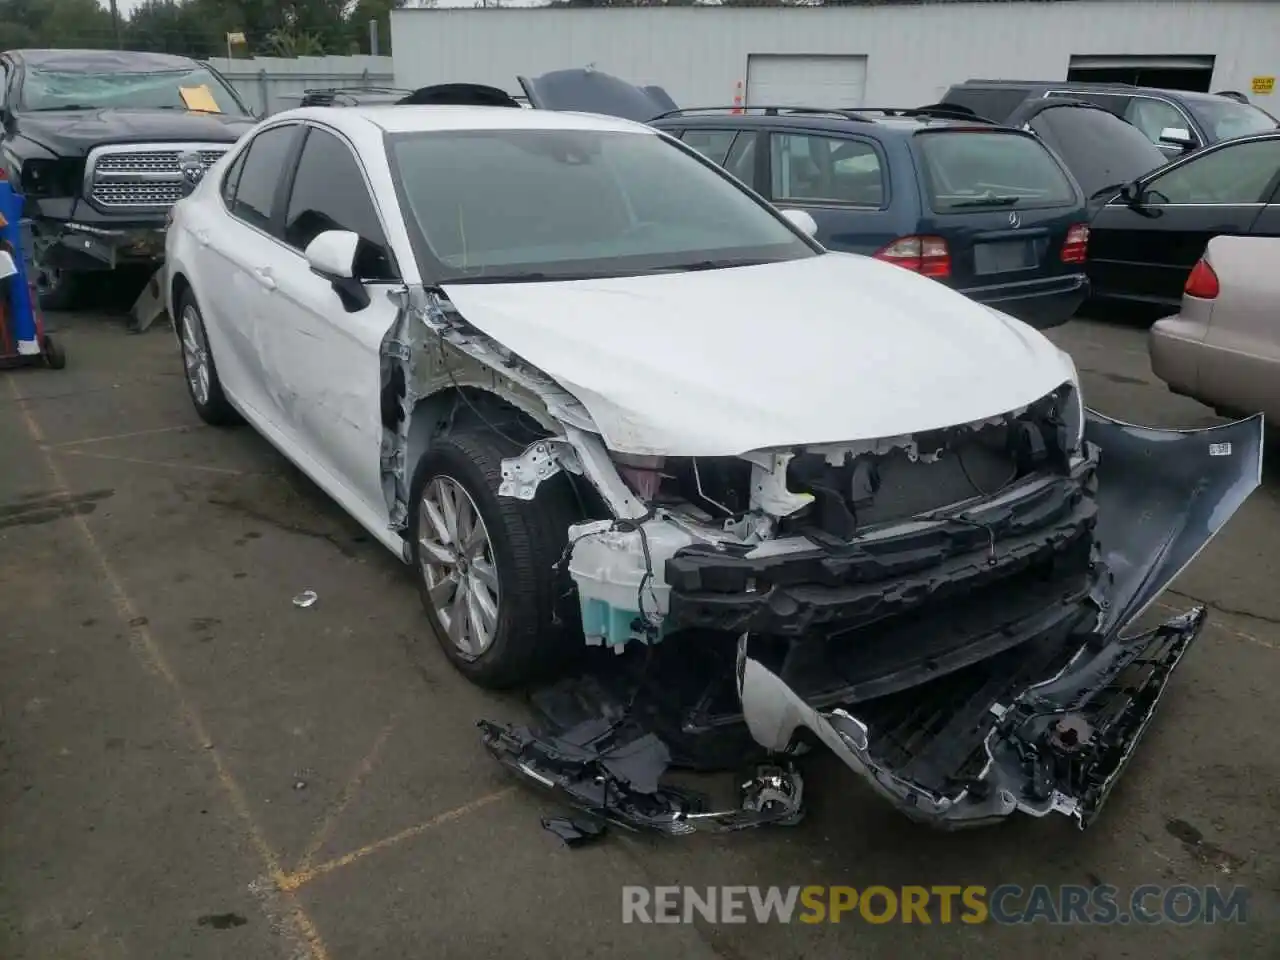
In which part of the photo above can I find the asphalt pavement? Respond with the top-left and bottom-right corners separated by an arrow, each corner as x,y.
0,311 -> 1275,960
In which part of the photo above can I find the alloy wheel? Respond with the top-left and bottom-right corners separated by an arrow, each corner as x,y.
180,304 -> 211,406
418,475 -> 501,657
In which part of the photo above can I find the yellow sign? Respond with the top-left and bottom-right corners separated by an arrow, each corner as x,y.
226,31 -> 246,45
180,85 -> 221,113
1251,76 -> 1274,95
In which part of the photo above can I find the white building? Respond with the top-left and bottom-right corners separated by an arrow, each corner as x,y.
390,0 -> 1280,110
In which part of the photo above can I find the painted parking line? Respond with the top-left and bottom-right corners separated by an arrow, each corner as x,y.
42,423 -> 204,448
48,447 -> 252,476
4,373 -> 332,960
294,700 -> 412,876
279,788 -> 518,892
1154,599 -> 1277,651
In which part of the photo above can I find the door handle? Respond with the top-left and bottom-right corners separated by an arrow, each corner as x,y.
254,267 -> 276,291
194,228 -> 210,246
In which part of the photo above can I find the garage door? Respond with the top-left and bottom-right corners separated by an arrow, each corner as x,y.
746,54 -> 868,109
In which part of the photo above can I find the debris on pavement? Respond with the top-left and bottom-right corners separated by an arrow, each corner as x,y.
541,815 -> 608,848
292,590 -> 318,608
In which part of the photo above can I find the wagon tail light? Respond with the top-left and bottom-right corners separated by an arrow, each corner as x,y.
874,235 -> 950,278
1060,223 -> 1089,264
1184,258 -> 1219,299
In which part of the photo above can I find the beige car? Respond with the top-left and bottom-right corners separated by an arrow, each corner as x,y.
1150,234 -> 1280,420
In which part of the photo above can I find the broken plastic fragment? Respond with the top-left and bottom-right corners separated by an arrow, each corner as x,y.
541,815 -> 607,848
292,590 -> 318,608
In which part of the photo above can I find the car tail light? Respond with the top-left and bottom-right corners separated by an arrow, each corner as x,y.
1184,258 -> 1219,299
1060,223 -> 1089,264
874,235 -> 951,278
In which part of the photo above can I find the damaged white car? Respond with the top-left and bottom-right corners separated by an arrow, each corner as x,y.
166,99 -> 1262,834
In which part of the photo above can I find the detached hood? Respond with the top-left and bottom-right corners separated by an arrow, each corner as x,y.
518,67 -> 675,122
13,108 -> 255,157
440,253 -> 1077,457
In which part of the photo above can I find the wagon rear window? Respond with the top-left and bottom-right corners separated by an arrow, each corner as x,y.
914,130 -> 1077,213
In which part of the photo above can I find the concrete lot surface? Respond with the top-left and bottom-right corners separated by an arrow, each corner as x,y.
1,312 -> 1276,959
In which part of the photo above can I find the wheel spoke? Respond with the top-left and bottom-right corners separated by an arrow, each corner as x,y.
471,557 -> 499,592
418,536 -> 456,566
466,582 -> 495,651
461,520 -> 487,559
422,495 -> 453,547
439,482 -> 459,544
427,572 -> 457,609
449,579 -> 473,653
468,574 -> 498,632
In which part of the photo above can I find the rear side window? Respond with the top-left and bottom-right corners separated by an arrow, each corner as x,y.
231,124 -> 298,232
680,129 -> 739,165
769,132 -> 884,207
914,130 -> 1077,213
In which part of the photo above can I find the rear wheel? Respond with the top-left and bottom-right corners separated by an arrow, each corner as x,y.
177,290 -> 240,426
408,429 -> 582,689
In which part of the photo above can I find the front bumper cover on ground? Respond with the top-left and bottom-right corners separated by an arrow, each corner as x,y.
478,411 -> 1263,834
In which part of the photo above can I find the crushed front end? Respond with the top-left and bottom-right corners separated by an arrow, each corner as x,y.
477,378 -> 1262,833
389,291 -> 1263,835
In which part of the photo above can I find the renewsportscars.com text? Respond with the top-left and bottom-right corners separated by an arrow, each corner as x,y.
621,884 -> 1250,925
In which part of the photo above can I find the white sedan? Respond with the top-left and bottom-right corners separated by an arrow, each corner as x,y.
165,101 -> 1260,831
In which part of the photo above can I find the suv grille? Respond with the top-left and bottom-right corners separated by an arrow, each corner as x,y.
86,144 -> 230,211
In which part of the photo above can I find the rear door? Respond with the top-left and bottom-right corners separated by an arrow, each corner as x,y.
201,121 -> 303,423
910,127 -> 1085,293
759,128 -> 896,254
1089,135 -> 1280,306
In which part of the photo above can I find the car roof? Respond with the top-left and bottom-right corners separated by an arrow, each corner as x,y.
954,79 -> 1220,102
653,111 -> 997,136
269,104 -> 656,136
9,48 -> 199,71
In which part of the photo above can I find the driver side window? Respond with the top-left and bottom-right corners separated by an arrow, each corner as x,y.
1145,138 -> 1280,204
282,127 -> 398,281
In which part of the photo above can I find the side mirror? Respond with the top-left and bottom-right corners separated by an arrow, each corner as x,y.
1158,127 -> 1196,151
304,229 -> 369,312
304,229 -> 358,279
780,208 -> 818,238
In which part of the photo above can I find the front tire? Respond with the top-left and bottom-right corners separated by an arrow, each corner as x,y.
408,430 -> 582,689
176,290 -> 240,426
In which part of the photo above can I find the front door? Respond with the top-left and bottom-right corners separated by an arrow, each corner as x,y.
1089,136 -> 1280,306
260,124 -> 403,518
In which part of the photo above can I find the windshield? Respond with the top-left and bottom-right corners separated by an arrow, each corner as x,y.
18,65 -> 247,114
913,129 -> 1078,213
1187,98 -> 1278,142
1028,106 -> 1168,197
386,127 -> 816,283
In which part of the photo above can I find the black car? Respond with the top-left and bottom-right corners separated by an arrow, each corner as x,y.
1089,130 -> 1280,308
943,80 -> 1278,160
0,49 -> 256,309
1002,97 -> 1171,205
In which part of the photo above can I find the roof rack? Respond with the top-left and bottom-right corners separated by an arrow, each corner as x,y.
649,105 -> 874,122
857,104 -> 999,124
965,78 -> 1137,88
296,86 -> 416,107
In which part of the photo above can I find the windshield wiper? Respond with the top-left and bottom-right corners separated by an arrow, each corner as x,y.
26,104 -> 98,111
948,195 -> 1023,208
641,258 -> 776,274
